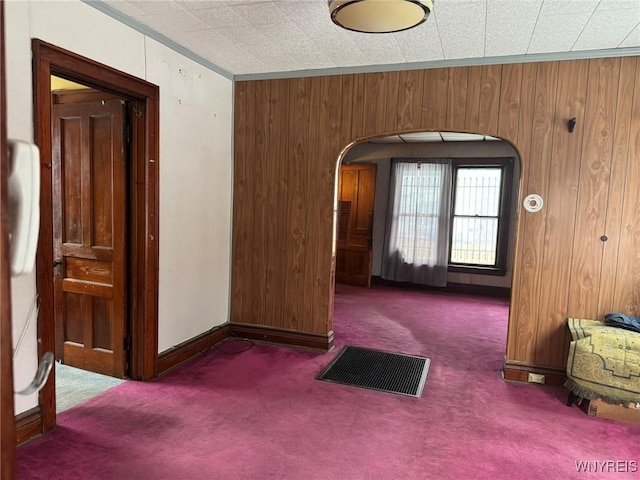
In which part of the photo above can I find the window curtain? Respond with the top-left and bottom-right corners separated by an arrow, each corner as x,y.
381,160 -> 452,287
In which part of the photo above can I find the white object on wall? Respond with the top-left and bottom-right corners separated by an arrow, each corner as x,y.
523,193 -> 543,213
7,140 -> 40,276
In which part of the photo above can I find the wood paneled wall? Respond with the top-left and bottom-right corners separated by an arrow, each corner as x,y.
232,57 -> 640,374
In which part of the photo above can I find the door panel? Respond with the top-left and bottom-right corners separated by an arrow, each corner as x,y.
336,163 -> 376,287
52,99 -> 127,378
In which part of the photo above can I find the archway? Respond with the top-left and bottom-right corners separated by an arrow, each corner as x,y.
330,129 -> 523,358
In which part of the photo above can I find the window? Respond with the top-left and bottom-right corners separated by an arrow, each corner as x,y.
395,163 -> 447,265
449,160 -> 513,273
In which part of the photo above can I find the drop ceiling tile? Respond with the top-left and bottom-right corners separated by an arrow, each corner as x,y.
527,31 -> 577,53
393,17 -> 445,62
532,11 -> 593,35
103,0 -> 146,17
439,22 -> 485,59
171,29 -> 238,55
229,1 -> 290,26
216,24 -> 270,46
174,0 -> 224,11
620,24 -> 640,48
435,1 -> 486,59
485,0 -> 542,56
537,0 -> 598,17
274,0 -> 329,23
137,10 -> 210,33
441,132 -> 485,141
259,22 -> 334,67
224,0 -> 273,5
401,132 -> 443,142
303,30 -> 369,66
126,0 -> 182,16
573,8 -> 640,51
435,0 -> 487,25
343,31 -> 407,65
193,6 -> 249,28
597,0 -> 640,11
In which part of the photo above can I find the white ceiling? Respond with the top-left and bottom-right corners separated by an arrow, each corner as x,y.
369,132 -> 501,143
97,0 -> 640,79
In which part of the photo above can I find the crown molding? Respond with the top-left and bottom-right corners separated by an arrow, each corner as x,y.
82,0 -> 234,81
235,46 -> 640,81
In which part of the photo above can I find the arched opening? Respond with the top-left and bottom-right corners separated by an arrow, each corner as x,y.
330,129 -> 522,368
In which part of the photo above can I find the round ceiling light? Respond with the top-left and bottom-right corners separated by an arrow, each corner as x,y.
329,0 -> 433,34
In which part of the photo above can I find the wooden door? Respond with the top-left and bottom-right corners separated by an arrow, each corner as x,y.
51,99 -> 127,378
336,163 -> 376,287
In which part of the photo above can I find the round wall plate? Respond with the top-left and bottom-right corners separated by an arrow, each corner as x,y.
523,194 -> 543,213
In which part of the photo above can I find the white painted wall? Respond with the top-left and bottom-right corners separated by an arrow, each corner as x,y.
6,0 -> 233,414
344,141 -> 520,288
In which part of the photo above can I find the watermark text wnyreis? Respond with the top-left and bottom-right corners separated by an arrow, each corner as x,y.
575,460 -> 638,473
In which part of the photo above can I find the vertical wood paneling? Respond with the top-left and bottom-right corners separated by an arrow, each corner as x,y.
597,57 -> 636,316
567,58 -> 620,318
302,77 -> 323,327
384,71 -> 401,133
242,82 -> 257,324
350,74 -> 366,139
266,79 -> 290,329
232,56 -> 640,369
534,60 -> 589,367
613,59 -> 640,316
497,63 -> 522,142
362,73 -> 388,137
421,68 -> 448,128
396,70 -> 424,131
231,82 -> 247,323
513,61 -> 558,364
477,64 -> 502,135
283,77 -> 311,332
506,62 -> 534,361
445,67 -> 468,131
464,65 -> 483,131
313,75 -> 344,333
340,75 -> 354,147
251,80 -> 270,325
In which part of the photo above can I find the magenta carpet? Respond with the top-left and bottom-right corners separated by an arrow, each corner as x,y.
18,285 -> 640,479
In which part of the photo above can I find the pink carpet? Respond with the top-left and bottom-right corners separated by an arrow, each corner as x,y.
18,285 -> 640,479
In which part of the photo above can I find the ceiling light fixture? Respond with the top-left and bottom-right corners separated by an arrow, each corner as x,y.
329,0 -> 433,34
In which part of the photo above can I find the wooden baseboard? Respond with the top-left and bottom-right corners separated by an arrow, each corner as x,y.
157,325 -> 229,375
229,323 -> 334,352
371,277 -> 510,298
15,407 -> 42,445
503,361 -> 566,387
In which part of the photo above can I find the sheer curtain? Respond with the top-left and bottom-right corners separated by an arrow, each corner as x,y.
381,160 -> 452,286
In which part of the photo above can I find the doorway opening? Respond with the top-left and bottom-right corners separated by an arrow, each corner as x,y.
333,129 -> 521,326
33,40 -> 159,433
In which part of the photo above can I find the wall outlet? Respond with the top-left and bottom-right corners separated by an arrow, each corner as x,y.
528,373 -> 546,384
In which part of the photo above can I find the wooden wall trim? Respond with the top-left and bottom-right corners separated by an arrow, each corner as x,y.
32,39 -> 160,434
229,323 -> 334,352
371,277 -> 511,299
0,0 -> 17,476
15,407 -> 42,446
157,326 -> 229,375
503,361 -> 566,387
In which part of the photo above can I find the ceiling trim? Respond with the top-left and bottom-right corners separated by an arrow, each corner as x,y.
83,0 -> 640,84
82,0 -> 234,81
235,46 -> 640,82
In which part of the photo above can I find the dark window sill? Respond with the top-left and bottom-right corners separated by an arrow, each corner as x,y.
448,265 -> 507,276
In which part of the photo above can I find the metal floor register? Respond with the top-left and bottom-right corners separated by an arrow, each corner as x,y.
317,346 -> 430,398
